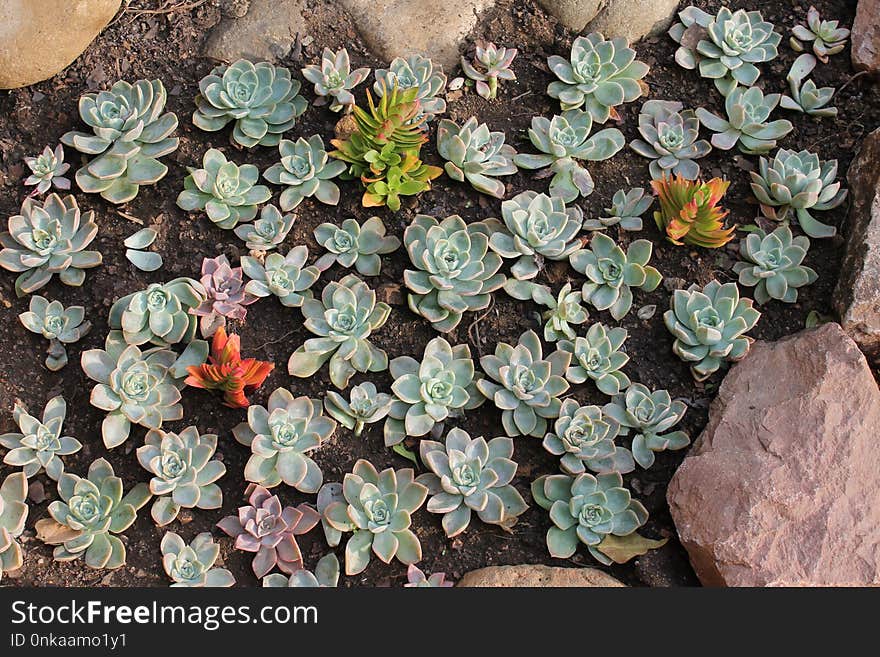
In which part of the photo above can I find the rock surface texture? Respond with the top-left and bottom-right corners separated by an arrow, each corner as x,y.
457,564 -> 625,587
835,127 -> 880,356
0,0 -> 121,89
538,0 -> 679,41
204,0 -> 307,63
667,323 -> 880,587
852,0 -> 879,73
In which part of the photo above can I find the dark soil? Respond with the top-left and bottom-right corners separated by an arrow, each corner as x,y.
0,0 -> 877,588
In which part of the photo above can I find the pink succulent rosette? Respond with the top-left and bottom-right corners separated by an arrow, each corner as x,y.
191,255 -> 257,338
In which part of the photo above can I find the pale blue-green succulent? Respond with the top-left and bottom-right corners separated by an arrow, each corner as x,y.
374,54 -> 446,123
314,217 -> 400,276
262,553 -> 339,587
1,396 -> 81,481
790,6 -> 850,63
503,280 -> 588,342
263,135 -> 346,211
558,322 -> 630,395
0,472 -> 27,582
584,188 -> 653,231
109,277 -> 206,347
324,382 -> 393,437
234,204 -> 295,252
696,86 -> 793,155
629,101 -> 711,181
161,531 -> 235,587
733,226 -> 817,304
19,295 -> 91,371
780,54 -> 837,118
436,117 -> 517,198
543,398 -> 634,475
24,144 -> 70,195
461,41 -> 517,100
241,245 -> 321,307
302,47 -> 369,112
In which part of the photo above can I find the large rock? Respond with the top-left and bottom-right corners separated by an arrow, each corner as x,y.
667,324 -> 880,587
835,128 -> 880,356
0,0 -> 121,89
536,0 -> 602,32
538,0 -> 679,41
457,564 -> 625,587
203,0 -> 307,63
852,0 -> 879,74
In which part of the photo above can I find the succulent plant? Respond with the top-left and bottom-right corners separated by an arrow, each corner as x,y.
184,327 -> 274,409
61,79 -> 178,202
313,216 -> 401,276
417,428 -> 528,537
547,32 -> 649,121
651,175 -> 735,248
177,148 -> 272,229
604,384 -> 690,469
477,329 -> 571,438
191,255 -> 257,338
584,188 -> 653,231
24,145 -> 70,195
0,194 -> 101,297
124,227 -> 162,272
193,60 -> 307,147
234,204 -> 295,252
109,277 -> 205,347
263,135 -> 347,211
733,226 -> 817,304
0,472 -> 27,581
749,148 -> 847,239
374,54 -> 447,123
302,47 -> 370,112
503,280 -> 588,342
362,157 -> 440,211
696,87 -> 793,155
241,246 -> 321,308
217,484 -> 320,578
321,459 -> 428,575
384,337 -> 483,446
19,295 -> 91,371
263,553 -> 340,588
558,323 -> 630,395
489,191 -> 584,280
324,382 -> 393,437
791,6 -> 850,63
233,387 -> 336,492
405,564 -> 454,587
629,101 -> 711,181
43,458 -> 151,569
543,399 -> 634,475
137,427 -> 226,526
569,233 -> 662,320
1,396 -> 81,481
436,117 -> 517,198
531,471 -> 647,564
664,280 -> 761,381
161,531 -> 235,587
513,110 -> 625,202
461,41 -> 517,100
780,54 -> 837,118
404,215 -> 505,332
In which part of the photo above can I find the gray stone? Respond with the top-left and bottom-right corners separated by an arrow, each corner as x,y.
203,0 -> 307,63
852,0 -> 880,74
457,564 -> 625,587
536,0 -> 602,32
538,0 -> 678,41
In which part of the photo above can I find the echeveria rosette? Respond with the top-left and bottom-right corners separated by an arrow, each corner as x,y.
263,135 -> 346,211
321,459 -> 428,576
416,428 -> 528,537
570,233 -> 662,320
405,564 -> 454,587
44,458 -> 151,569
696,87 -> 793,156
476,329 -> 571,439
263,553 -> 340,588
241,245 -> 321,308
136,427 -> 226,526
193,60 -> 307,148
161,532 -> 235,587
1,396 -> 81,481
558,323 -> 630,395
604,384 -> 690,469
374,54 -> 447,123
461,41 -> 517,100
24,145 -> 70,195
629,100 -> 711,181
584,187 -> 653,232
288,274 -> 391,389
543,399 -> 634,476
489,190 -> 584,280
233,388 -> 336,493
234,204 -> 295,252
547,32 -> 649,122
384,337 -> 483,447
0,472 -> 27,581
663,280 -> 761,381
302,47 -> 369,112
19,295 -> 91,371
0,194 -> 102,297
324,382 -> 393,437
531,471 -> 647,565
436,117 -> 518,199
313,217 -> 401,276
109,277 -> 205,347
733,226 -> 817,304
217,484 -> 320,578
192,255 -> 257,338
790,6 -> 850,63
780,54 -> 838,118
503,280 -> 588,343
404,215 -> 506,333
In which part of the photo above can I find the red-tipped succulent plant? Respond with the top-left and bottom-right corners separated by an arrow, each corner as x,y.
191,255 -> 258,338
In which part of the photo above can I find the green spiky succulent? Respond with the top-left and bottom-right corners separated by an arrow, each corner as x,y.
233,204 -> 295,252
417,428 -> 528,537
384,337 -> 483,446
61,79 -> 178,203
0,194 -> 102,297
302,47 -> 370,112
321,459 -> 428,575
44,458 -> 151,569
436,117 -> 517,198
558,323 -> 630,395
288,274 -> 390,389
503,280 -> 588,342
262,553 -> 340,588
790,6 -> 850,63
177,149 -> 271,229
324,382 -> 393,437
461,41 -> 517,100
233,388 -> 336,492
1,396 -> 81,481
749,148 -> 847,239
584,188 -> 653,231
664,280 -> 761,381
543,398 -> 634,475
630,101 -> 711,181
604,384 -> 690,469
241,246 -> 321,307
313,217 -> 400,276
109,277 -> 205,347
263,135 -> 347,211
570,233 -> 662,320
403,214 -> 505,332
137,427 -> 226,526
733,226 -> 817,304
696,87 -> 793,155
547,32 -> 649,121
193,60 -> 307,148
781,54 -> 837,118
513,110 -> 625,202
161,531 -> 235,587
19,295 -> 91,371
477,329 -> 571,438
374,54 -> 447,123
0,472 -> 27,582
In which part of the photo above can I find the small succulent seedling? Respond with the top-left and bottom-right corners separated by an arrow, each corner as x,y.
24,145 -> 70,195
374,54 -> 447,123
0,472 -> 27,582
584,188 -> 653,231
242,245 -> 321,308
436,117 -> 517,198
161,532 -> 235,587
503,280 -> 588,342
1,396 -> 81,481
461,41 -> 517,99
558,323 -> 630,395
405,564 -> 454,587
263,553 -> 340,588
790,6 -> 850,63
263,135 -> 347,211
19,295 -> 91,371
324,382 -> 393,437
651,176 -> 735,248
733,226 -> 817,304
543,399 -> 634,475
302,47 -> 370,112
696,87 -> 793,155
109,277 -> 205,347
124,227 -> 162,272
630,101 -> 711,181
234,204 -> 295,252
313,216 -> 400,276
780,54 -> 837,118
191,255 -> 257,338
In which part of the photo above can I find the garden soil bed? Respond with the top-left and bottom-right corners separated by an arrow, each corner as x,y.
0,0 -> 877,587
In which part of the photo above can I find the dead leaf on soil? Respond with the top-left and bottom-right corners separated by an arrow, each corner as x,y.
595,533 -> 668,564
35,518 -> 82,545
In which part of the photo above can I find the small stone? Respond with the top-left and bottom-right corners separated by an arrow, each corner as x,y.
852,0 -> 879,74
203,0 -> 306,63
536,0 -> 602,32
27,480 -> 45,504
457,564 -> 625,587
447,76 -> 465,91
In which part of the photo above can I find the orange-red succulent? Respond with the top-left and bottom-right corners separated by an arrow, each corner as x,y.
651,175 -> 736,248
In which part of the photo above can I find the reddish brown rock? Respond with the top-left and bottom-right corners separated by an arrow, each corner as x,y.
457,564 -> 625,587
852,0 -> 880,73
667,323 -> 880,586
